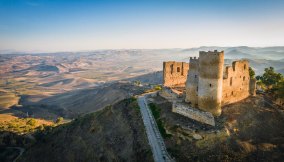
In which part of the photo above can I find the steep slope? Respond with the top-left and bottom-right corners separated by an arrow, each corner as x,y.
19,99 -> 153,162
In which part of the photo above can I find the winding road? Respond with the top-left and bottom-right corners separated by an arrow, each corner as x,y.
6,147 -> 25,162
138,94 -> 173,162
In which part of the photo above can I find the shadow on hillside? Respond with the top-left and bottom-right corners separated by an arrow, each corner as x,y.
0,71 -> 163,121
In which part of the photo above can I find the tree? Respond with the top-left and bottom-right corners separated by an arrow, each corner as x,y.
134,80 -> 141,86
249,67 -> 255,78
274,80 -> 284,98
56,117 -> 64,124
261,67 -> 283,88
256,75 -> 262,81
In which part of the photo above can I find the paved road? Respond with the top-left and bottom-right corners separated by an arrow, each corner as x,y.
6,147 -> 25,162
138,94 -> 173,162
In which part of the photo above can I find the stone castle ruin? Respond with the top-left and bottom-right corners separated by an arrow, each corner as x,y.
161,50 -> 256,125
163,61 -> 189,87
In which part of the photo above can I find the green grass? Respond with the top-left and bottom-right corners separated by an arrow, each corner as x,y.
148,103 -> 172,138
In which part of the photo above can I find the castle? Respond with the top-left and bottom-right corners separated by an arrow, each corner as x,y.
163,61 -> 189,87
163,50 -> 256,117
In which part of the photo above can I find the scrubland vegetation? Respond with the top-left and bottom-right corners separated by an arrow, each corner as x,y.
0,117 -> 54,134
149,103 -> 172,138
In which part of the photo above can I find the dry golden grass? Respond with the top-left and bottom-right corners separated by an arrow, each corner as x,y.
0,117 -> 54,134
0,114 -> 17,122
0,93 -> 20,109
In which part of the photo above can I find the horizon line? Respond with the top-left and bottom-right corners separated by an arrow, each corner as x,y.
1,45 -> 284,54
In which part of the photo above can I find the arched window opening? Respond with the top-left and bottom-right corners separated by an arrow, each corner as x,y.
231,91 -> 234,96
244,64 -> 247,70
170,64 -> 173,74
243,76 -> 245,81
209,83 -> 212,87
230,77 -> 233,86
196,86 -> 198,92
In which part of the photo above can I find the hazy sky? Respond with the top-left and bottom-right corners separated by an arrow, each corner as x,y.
0,0 -> 284,52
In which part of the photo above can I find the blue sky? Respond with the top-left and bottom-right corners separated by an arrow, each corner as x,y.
0,0 -> 284,52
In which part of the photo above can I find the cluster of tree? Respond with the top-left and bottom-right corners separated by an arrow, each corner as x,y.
133,80 -> 142,86
255,67 -> 284,98
0,118 -> 39,134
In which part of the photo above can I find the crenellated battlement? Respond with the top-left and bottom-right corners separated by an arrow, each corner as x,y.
163,61 -> 189,87
199,50 -> 224,56
190,56 -> 198,60
163,50 -> 256,117
184,50 -> 255,116
189,57 -> 199,65
224,60 -> 249,78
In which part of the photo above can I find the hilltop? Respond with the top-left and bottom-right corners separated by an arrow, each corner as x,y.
18,98 -> 153,162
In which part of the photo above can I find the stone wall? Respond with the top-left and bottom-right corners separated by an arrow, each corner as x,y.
172,102 -> 215,126
222,60 -> 250,105
163,61 -> 189,87
163,50 -> 256,118
249,78 -> 257,96
184,50 -> 256,116
185,57 -> 199,106
159,87 -> 179,101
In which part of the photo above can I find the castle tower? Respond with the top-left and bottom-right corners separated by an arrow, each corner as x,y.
185,57 -> 199,107
198,50 -> 224,116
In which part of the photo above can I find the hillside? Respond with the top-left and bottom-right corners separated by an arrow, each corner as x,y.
149,95 -> 284,161
18,99 -> 153,162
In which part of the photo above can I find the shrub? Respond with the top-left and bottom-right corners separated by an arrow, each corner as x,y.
148,103 -> 171,138
154,85 -> 162,90
27,118 -> 37,126
56,117 -> 64,124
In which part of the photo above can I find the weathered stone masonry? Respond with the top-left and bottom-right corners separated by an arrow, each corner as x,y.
163,50 -> 256,118
163,61 -> 189,87
185,50 -> 256,116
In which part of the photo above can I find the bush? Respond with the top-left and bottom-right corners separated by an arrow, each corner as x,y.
27,118 -> 37,126
56,117 -> 64,124
154,85 -> 162,90
148,103 -> 171,138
